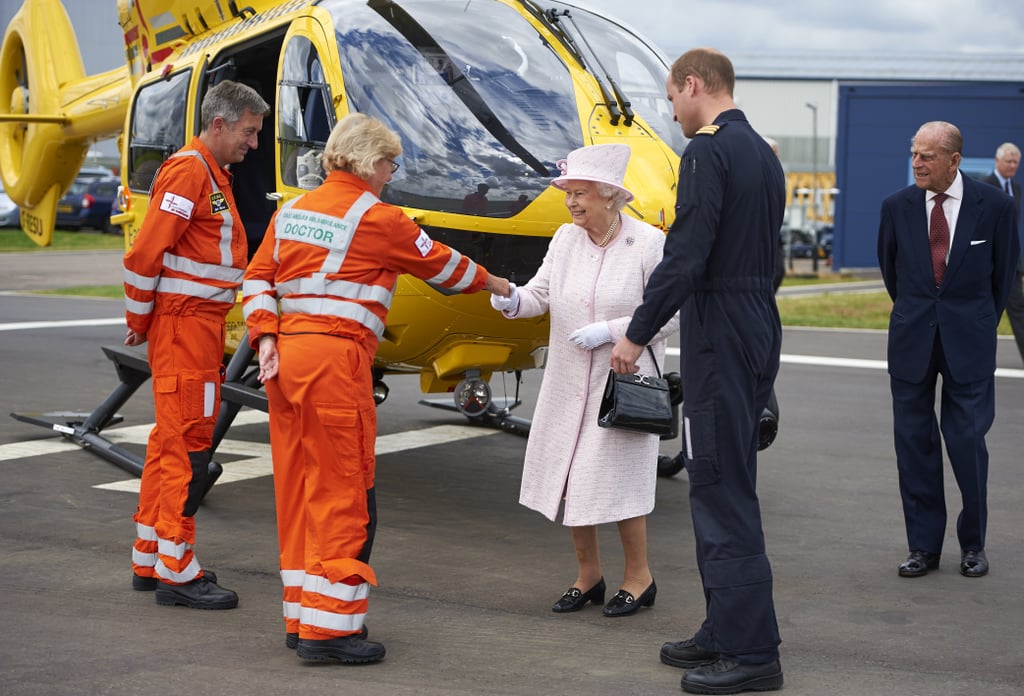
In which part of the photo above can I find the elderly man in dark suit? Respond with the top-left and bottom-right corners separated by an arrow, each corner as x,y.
982,143 -> 1023,364
878,121 -> 1018,580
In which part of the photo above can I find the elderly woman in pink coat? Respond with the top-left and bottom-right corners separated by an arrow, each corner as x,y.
491,143 -> 678,617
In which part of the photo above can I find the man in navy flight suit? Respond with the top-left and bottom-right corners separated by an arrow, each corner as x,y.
611,48 -> 785,694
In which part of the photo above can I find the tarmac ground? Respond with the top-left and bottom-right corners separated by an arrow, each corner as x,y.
1,250 -> 1022,695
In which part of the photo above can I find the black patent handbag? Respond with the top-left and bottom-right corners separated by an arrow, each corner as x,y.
598,346 -> 678,436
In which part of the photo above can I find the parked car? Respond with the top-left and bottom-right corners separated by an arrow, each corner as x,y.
787,227 -> 833,259
77,165 -> 117,179
56,176 -> 121,233
787,228 -> 816,258
0,181 -> 20,228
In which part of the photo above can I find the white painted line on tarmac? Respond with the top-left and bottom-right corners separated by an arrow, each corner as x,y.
782,353 -> 887,370
0,439 -> 83,461
665,347 -> 1024,379
0,317 -> 126,332
2,408 -> 501,493
6,346 -> 1021,484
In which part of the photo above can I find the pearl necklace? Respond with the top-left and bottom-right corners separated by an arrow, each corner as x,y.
597,214 -> 619,248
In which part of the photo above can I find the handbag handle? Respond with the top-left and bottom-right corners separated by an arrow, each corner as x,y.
645,345 -> 662,379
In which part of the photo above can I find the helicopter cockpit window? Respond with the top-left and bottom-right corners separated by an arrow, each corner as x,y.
550,4 -> 686,155
321,0 -> 583,216
279,36 -> 333,190
126,69 -> 191,193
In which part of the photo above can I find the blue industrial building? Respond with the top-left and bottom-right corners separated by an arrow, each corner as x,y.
832,81 -> 1024,270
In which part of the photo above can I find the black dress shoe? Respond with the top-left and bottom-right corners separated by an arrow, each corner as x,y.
551,577 -> 605,613
602,580 -> 656,617
296,634 -> 385,663
660,637 -> 719,668
155,575 -> 238,609
287,625 -> 367,649
960,549 -> 988,577
681,657 -> 783,694
898,550 -> 940,577
134,569 -> 217,591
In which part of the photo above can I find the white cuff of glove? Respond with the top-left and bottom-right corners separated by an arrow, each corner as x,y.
490,282 -> 520,316
568,321 -> 613,350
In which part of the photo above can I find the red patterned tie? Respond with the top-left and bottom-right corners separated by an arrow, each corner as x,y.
929,192 -> 949,287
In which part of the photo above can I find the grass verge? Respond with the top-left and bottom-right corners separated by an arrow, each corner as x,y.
35,285 -> 124,299
777,289 -> 1013,335
0,228 -> 124,252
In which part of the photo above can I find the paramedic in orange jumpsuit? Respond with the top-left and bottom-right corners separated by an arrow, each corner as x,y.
243,113 -> 510,663
123,81 -> 269,610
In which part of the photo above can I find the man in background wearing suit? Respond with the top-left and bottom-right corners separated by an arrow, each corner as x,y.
878,121 -> 1018,580
982,143 -> 1023,364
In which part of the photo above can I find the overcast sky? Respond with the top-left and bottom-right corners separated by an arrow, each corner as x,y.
576,0 -> 1024,58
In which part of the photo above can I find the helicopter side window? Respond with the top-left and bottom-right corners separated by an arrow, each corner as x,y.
279,37 -> 333,190
126,69 -> 191,193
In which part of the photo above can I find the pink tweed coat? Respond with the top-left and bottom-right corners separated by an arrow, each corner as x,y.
512,215 -> 679,526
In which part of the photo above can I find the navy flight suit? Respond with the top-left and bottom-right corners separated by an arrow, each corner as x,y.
626,109 -> 785,663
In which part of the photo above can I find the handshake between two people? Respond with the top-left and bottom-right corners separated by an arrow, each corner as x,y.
488,282 -> 617,354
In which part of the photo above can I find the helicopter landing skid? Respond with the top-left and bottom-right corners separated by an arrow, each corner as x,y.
10,339 -> 266,503
418,397 -> 532,437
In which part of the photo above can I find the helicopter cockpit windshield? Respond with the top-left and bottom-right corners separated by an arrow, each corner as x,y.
322,0 -> 582,217
535,1 -> 687,155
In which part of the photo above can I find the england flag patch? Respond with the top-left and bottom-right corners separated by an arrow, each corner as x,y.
159,192 -> 195,220
414,228 -> 434,257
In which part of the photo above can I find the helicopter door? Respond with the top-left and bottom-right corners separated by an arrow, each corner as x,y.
199,32 -> 286,257
120,66 -> 196,247
276,19 -> 342,194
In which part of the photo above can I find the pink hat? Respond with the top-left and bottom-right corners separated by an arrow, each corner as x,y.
550,143 -> 634,203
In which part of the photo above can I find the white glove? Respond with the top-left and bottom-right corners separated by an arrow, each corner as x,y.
490,283 -> 520,315
569,321 -> 613,350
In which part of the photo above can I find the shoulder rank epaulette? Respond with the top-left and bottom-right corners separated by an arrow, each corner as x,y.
695,124 -> 722,136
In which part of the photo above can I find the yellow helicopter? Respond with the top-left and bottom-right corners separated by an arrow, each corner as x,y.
2,0 -> 694,482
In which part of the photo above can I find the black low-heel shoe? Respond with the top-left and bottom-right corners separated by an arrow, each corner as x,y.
602,580 -> 656,617
551,577 -> 606,613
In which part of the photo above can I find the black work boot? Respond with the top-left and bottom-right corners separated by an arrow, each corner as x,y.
296,633 -> 384,663
135,569 -> 216,592
155,575 -> 238,609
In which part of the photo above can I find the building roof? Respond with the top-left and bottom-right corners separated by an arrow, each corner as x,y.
732,52 -> 1024,82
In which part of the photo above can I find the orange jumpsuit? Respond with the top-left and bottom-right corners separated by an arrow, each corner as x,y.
124,138 -> 247,585
243,170 -> 489,640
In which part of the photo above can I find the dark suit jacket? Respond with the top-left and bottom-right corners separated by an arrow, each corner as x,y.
981,172 -> 1021,221
877,173 -> 1019,384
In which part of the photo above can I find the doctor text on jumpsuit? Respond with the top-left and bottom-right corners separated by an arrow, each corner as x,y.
243,113 -> 510,664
